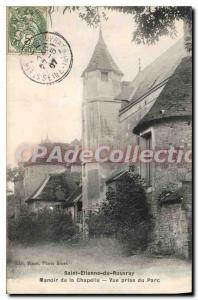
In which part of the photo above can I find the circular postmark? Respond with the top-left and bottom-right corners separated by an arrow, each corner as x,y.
20,32 -> 73,84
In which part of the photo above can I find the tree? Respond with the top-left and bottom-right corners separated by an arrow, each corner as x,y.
6,166 -> 24,194
7,166 -> 24,183
49,6 -> 192,46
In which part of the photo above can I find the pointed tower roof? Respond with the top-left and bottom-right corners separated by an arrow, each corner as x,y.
82,29 -> 123,77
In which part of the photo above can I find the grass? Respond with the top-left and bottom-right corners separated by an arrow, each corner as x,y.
7,238 -> 191,280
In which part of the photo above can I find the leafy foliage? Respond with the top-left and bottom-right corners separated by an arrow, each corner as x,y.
88,167 -> 153,253
49,6 -> 192,45
36,208 -> 78,241
7,166 -> 24,182
8,207 -> 78,244
8,207 -> 38,244
112,6 -> 192,45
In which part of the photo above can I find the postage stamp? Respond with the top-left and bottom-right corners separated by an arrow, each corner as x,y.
20,32 -> 73,84
8,6 -> 47,54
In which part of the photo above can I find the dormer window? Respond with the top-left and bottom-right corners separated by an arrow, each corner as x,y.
101,71 -> 108,82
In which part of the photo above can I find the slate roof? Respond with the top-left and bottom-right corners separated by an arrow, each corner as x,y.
25,170 -> 78,204
82,30 -> 123,77
105,169 -> 128,184
133,56 -> 192,134
119,38 -> 186,113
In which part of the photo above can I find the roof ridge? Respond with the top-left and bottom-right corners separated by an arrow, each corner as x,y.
132,37 -> 184,83
119,76 -> 171,115
118,37 -> 186,113
133,56 -> 192,134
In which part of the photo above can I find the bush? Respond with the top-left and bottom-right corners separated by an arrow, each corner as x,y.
8,207 -> 78,244
8,208 -> 38,244
36,209 -> 78,242
87,168 -> 153,253
87,211 -> 116,238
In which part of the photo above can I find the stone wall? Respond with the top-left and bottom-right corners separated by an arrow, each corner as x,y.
119,112 -> 192,258
151,120 -> 192,207
151,178 -> 192,259
182,178 -> 192,258
154,203 -> 189,257
148,120 -> 192,258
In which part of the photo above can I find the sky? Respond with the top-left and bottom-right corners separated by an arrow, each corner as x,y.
7,7 -> 184,166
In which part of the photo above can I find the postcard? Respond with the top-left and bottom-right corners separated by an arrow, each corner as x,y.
6,6 -> 192,294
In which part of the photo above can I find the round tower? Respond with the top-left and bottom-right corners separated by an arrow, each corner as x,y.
82,29 -> 124,213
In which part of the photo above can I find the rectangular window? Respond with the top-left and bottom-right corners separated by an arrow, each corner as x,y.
140,131 -> 152,186
101,71 -> 108,82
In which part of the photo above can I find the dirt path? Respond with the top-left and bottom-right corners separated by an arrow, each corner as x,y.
7,239 -> 192,294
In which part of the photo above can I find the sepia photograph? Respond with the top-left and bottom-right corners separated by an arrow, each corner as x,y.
6,5 -> 192,294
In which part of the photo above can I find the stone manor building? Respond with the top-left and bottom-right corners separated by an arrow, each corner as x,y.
13,26 -> 192,259
82,29 -> 192,258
